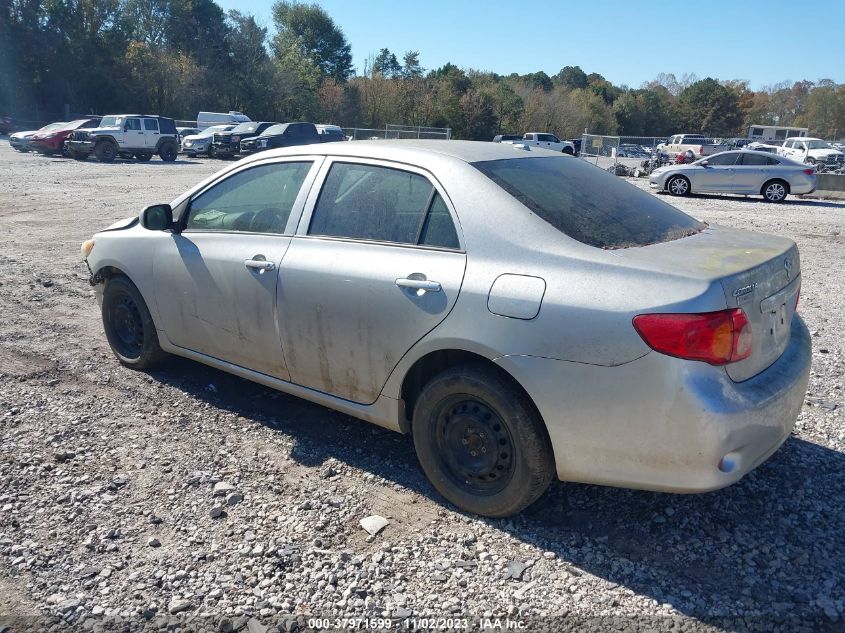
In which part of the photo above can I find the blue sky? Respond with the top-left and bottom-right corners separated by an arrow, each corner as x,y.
216,0 -> 844,90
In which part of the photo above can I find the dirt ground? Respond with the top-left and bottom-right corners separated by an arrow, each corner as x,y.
1,141 -> 844,632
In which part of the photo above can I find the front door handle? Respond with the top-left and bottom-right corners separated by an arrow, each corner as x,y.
395,277 -> 441,292
245,258 -> 276,272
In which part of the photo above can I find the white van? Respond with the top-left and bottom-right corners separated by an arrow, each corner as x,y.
747,125 -> 808,142
196,111 -> 251,130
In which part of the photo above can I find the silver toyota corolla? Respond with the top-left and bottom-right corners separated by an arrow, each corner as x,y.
81,141 -> 811,517
649,149 -> 817,202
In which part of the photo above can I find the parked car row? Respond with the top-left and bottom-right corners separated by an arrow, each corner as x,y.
7,114 -> 348,162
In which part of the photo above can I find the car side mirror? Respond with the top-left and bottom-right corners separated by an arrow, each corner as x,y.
700,160 -> 709,167
141,204 -> 173,231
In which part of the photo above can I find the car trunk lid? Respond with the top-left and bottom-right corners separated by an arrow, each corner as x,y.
613,224 -> 800,381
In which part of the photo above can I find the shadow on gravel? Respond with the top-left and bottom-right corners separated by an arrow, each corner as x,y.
148,357 -> 844,629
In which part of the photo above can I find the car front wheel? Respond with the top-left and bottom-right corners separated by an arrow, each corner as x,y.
102,275 -> 167,369
412,364 -> 555,517
667,175 -> 691,196
94,141 -> 117,162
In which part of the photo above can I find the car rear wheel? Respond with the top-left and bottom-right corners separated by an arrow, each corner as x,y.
562,147 -> 574,155
762,179 -> 788,203
94,141 -> 117,162
667,175 -> 691,196
61,141 -> 70,157
102,276 -> 167,370
159,142 -> 177,162
412,364 -> 554,517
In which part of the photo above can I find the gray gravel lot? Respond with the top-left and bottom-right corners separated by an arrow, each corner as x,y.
0,142 -> 844,632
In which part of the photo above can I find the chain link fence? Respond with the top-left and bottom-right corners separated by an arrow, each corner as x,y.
580,134 -> 671,176
342,124 -> 451,141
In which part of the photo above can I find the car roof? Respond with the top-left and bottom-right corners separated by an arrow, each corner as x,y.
246,139 -> 554,165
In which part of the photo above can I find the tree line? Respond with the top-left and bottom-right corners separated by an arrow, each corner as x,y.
2,0 -> 844,139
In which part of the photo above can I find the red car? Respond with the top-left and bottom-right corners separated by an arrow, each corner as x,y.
29,118 -> 102,156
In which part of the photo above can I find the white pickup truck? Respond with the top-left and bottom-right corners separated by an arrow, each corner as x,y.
778,137 -> 845,170
657,134 -> 725,159
504,133 -> 576,154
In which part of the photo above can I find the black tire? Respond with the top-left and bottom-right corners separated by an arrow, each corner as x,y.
207,145 -> 217,158
94,140 -> 117,162
667,174 -> 691,196
135,152 -> 153,161
761,179 -> 788,203
101,276 -> 167,370
562,147 -> 574,155
61,141 -> 70,157
159,142 -> 177,162
412,363 -> 554,517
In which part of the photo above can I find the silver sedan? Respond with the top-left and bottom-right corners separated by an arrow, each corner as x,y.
649,149 -> 817,202
81,141 -> 810,517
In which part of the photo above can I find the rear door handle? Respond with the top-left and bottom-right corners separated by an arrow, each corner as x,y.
245,259 -> 276,272
395,277 -> 441,292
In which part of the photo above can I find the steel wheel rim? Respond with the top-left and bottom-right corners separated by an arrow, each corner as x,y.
670,177 -> 688,195
766,183 -> 785,200
434,397 -> 515,495
110,294 -> 144,358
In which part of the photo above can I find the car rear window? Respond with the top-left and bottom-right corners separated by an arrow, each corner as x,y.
473,156 -> 706,249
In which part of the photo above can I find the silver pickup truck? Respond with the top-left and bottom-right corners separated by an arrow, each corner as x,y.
657,134 -> 725,159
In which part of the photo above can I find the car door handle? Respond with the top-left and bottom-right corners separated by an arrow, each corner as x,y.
395,277 -> 441,292
245,259 -> 276,272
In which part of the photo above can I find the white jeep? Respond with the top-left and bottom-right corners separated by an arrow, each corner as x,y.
66,115 -> 180,162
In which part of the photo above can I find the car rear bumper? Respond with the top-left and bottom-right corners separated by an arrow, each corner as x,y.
495,314 -> 811,492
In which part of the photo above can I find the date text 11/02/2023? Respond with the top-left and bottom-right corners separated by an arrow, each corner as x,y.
307,617 -> 527,629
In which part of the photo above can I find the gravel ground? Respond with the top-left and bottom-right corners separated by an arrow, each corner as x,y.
0,142 -> 844,633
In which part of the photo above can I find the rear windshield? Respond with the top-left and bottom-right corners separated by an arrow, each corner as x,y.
473,156 -> 706,249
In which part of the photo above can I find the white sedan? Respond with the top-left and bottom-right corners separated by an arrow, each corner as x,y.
649,150 -> 816,202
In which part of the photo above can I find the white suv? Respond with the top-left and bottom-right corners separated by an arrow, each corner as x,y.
67,115 -> 180,162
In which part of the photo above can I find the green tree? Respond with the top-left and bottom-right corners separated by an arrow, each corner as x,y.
372,48 -> 400,78
402,51 -> 423,78
677,77 -> 742,135
271,1 -> 353,82
554,65 -> 587,89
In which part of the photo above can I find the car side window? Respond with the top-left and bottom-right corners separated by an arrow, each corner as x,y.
309,163 -> 439,245
144,119 -> 159,132
706,153 -> 739,166
419,193 -> 460,249
185,161 -> 313,234
740,153 -> 773,166
765,156 -> 780,166
125,118 -> 141,131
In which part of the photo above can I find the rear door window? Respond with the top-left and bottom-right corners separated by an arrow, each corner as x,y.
473,156 -> 705,249
308,162 -> 460,248
143,119 -> 159,132
740,153 -> 777,166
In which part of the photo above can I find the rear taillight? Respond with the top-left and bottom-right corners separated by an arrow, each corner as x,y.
803,168 -> 815,175
633,308 -> 752,365
699,145 -> 704,154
